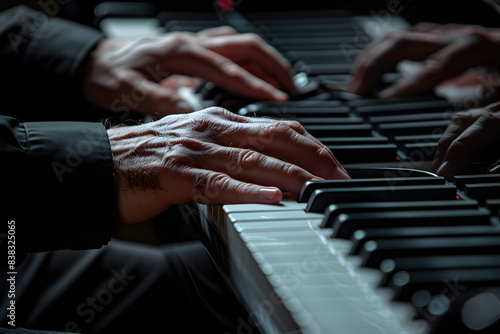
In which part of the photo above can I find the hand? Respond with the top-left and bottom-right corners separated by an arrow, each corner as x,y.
108,107 -> 349,224
82,27 -> 294,118
431,101 -> 500,179
346,23 -> 500,98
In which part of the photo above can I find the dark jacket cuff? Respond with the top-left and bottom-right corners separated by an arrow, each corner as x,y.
21,120 -> 114,252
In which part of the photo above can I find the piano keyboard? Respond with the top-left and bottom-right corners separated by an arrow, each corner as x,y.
96,5 -> 500,334
199,169 -> 500,334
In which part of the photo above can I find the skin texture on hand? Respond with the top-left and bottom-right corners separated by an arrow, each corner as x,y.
432,101 -> 500,179
81,27 -> 294,118
346,23 -> 500,99
108,107 -> 349,224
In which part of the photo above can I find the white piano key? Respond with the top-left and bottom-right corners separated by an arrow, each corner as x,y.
223,201 -> 307,213
228,210 -> 323,223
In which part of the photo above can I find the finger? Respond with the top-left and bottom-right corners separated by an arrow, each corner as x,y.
410,22 -> 442,33
431,109 -> 486,171
378,39 -> 492,98
196,25 -> 238,38
160,46 -> 289,101
435,111 -> 500,179
201,33 -> 295,91
188,169 -> 283,205
194,142 -> 321,195
215,117 -> 350,180
346,32 -> 447,95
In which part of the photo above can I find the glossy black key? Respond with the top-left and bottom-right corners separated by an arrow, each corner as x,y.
304,124 -> 372,137
322,200 -> 478,228
368,112 -> 453,124
377,120 -> 450,137
238,105 -> 351,118
306,184 -> 457,212
318,136 -> 389,145
379,254 -> 500,288
359,235 -> 500,269
351,223 -> 497,255
293,117 -> 364,125
393,133 -> 442,144
327,143 -> 398,164
297,176 -> 446,203
389,268 -> 500,302
354,100 -> 452,117
404,142 -> 438,161
454,174 -> 500,191
332,208 -> 491,239
464,183 -> 500,202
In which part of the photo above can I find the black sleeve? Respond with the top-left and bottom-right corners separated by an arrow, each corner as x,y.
0,6 -> 114,268
0,5 -> 105,121
0,116 -> 114,265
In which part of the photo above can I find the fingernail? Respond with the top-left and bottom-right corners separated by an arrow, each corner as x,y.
258,187 -> 281,201
436,161 -> 452,179
338,168 -> 351,179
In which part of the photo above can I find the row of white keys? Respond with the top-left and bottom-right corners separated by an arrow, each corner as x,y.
223,200 -> 425,334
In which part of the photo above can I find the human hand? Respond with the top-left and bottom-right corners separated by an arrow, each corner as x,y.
346,23 -> 500,98
108,107 -> 349,224
82,27 -> 294,118
431,101 -> 500,179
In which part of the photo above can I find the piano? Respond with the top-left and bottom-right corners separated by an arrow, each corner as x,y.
96,3 -> 500,333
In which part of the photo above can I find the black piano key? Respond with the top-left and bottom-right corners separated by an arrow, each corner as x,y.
345,167 -> 439,179
297,176 -> 446,203
293,117 -> 364,125
487,199 -> 500,216
354,100 -> 452,117
238,105 -> 351,118
368,111 -> 453,124
379,254 -> 500,288
317,136 -> 389,145
303,63 -> 354,75
359,235 -> 500,269
306,184 -> 457,212
327,143 -> 398,164
464,183 -> 500,202
393,133 -> 442,144
242,100 -> 344,109
389,268 -> 500,302
304,124 -> 372,137
345,94 -> 447,107
351,223 -> 497,256
332,208 -> 491,239
404,142 -> 438,161
322,200 -> 478,228
427,288 -> 500,334
377,120 -> 450,137
454,174 -> 500,191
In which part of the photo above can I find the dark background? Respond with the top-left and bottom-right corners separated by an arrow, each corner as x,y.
1,0 -> 500,28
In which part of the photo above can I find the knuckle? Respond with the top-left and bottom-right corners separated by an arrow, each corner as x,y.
239,149 -> 263,167
242,32 -> 264,46
280,163 -> 304,178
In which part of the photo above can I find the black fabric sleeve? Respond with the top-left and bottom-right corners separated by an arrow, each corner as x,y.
0,115 -> 114,267
0,5 -> 105,121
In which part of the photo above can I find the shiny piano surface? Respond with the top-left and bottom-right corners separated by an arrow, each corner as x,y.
99,6 -> 500,333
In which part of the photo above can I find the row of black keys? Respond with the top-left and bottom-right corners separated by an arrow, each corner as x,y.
295,171 -> 500,324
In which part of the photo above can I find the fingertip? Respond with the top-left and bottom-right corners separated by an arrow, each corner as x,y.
258,187 -> 282,203
435,161 -> 454,180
